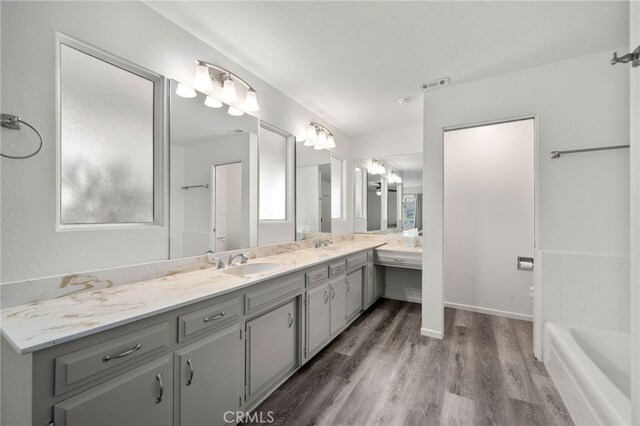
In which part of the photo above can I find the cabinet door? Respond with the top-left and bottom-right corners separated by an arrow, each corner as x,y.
330,278 -> 347,334
346,268 -> 363,319
375,265 -> 386,299
366,263 -> 375,307
246,299 -> 298,400
54,354 -> 173,426
176,324 -> 242,426
307,283 -> 331,356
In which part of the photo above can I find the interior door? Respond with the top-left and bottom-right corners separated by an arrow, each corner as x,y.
212,162 -> 242,252
444,119 -> 535,319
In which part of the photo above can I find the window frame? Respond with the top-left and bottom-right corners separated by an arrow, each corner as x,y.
257,121 -> 294,223
55,33 -> 166,231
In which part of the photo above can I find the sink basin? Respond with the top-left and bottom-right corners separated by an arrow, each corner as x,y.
223,263 -> 279,277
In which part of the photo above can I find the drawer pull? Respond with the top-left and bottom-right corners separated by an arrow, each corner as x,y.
331,286 -> 336,299
288,312 -> 294,328
346,280 -> 351,292
102,343 -> 141,362
324,290 -> 329,303
335,266 -> 344,272
394,258 -> 406,263
186,358 -> 194,386
314,273 -> 324,280
155,373 -> 164,404
203,311 -> 225,322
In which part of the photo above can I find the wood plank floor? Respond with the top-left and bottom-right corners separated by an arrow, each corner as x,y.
242,299 -> 574,426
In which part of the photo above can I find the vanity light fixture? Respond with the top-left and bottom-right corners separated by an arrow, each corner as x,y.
227,106 -> 244,117
191,60 -> 260,113
300,122 -> 336,150
175,82 -> 197,98
204,96 -> 223,108
389,170 -> 402,183
369,159 -> 386,175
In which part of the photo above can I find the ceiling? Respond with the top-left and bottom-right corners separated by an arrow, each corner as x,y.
148,1 -> 628,138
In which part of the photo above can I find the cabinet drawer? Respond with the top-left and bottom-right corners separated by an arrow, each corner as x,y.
54,322 -> 171,396
346,253 -> 367,272
329,260 -> 346,277
305,266 -> 329,287
374,251 -> 422,269
245,274 -> 304,314
178,297 -> 240,342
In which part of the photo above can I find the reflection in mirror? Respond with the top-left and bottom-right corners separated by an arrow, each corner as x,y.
169,79 -> 258,258
354,153 -> 423,234
295,147 -> 331,240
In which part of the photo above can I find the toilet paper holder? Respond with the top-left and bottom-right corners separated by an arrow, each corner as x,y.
517,256 -> 534,271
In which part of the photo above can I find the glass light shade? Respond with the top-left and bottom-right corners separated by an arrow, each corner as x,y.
175,83 -> 196,98
313,143 -> 324,150
227,106 -> 244,116
304,139 -> 315,147
244,89 -> 260,112
204,96 -> 223,108
326,135 -> 336,148
306,124 -> 317,141
317,131 -> 328,147
221,78 -> 238,103
376,189 -> 382,196
193,64 -> 214,91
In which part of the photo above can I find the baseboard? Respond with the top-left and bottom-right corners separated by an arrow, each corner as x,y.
383,293 -> 422,304
420,327 -> 443,339
444,301 -> 533,322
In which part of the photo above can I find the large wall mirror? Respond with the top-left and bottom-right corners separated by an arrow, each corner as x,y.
353,154 -> 423,234
295,147 -> 344,240
169,79 -> 259,258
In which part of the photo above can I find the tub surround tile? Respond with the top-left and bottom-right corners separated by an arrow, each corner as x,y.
0,238 -> 383,354
541,251 -> 630,333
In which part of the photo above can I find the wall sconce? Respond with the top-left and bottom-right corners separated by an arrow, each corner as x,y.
369,159 -> 386,175
389,170 -> 403,183
299,122 -> 336,150
176,60 -> 260,116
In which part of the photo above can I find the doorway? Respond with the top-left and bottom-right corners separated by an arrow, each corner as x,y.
212,162 -> 242,252
443,118 -> 535,321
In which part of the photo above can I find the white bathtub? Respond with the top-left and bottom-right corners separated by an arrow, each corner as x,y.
543,321 -> 631,425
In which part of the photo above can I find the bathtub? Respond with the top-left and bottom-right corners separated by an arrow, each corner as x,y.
543,321 -> 631,425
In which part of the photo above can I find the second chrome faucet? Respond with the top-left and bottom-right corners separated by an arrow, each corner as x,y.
228,253 -> 249,266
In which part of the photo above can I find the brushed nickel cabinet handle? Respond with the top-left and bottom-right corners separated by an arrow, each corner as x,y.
203,311 -> 225,322
346,280 -> 351,292
331,286 -> 336,299
102,343 -> 142,362
324,290 -> 329,303
186,358 -> 194,386
156,373 -> 164,404
314,273 -> 324,280
288,312 -> 294,328
394,258 -> 406,263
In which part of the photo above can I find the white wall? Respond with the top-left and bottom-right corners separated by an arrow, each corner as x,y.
351,125 -> 422,159
0,1 -> 352,282
444,120 -> 535,320
422,49 -> 630,338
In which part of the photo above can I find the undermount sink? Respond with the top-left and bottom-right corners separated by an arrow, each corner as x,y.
223,263 -> 280,277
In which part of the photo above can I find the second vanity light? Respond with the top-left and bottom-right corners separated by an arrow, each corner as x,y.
176,60 -> 260,116
301,122 -> 336,150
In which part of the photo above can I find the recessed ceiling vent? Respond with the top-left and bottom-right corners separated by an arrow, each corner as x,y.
226,129 -> 246,134
420,77 -> 450,91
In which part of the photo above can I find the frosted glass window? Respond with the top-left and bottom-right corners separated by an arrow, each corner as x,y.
60,44 -> 156,224
259,127 -> 287,220
331,155 -> 343,219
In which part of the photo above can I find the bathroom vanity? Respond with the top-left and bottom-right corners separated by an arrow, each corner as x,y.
0,241 -> 384,426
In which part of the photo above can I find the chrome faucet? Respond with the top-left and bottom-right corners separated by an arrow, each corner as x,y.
228,253 -> 249,266
205,250 -> 225,269
314,239 -> 333,248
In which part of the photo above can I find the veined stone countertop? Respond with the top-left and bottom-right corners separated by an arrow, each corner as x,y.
1,240 -> 384,354
374,244 -> 423,254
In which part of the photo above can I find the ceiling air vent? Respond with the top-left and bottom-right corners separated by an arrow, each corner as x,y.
420,77 -> 450,91
226,129 -> 246,134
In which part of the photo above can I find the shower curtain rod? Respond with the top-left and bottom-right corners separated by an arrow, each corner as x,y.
550,144 -> 630,159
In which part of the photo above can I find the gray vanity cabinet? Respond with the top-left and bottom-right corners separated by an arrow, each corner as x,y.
245,299 -> 298,402
365,263 -> 375,307
346,268 -> 364,319
53,353 -> 173,426
374,265 -> 386,300
330,277 -> 347,334
175,323 -> 242,426
306,283 -> 331,356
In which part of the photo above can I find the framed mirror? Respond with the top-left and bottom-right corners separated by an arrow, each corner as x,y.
295,147 -> 333,240
353,153 -> 423,235
169,79 -> 259,258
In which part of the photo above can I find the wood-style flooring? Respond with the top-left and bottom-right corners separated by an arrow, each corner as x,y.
243,299 -> 573,426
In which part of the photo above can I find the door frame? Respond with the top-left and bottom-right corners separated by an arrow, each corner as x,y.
442,114 -> 541,358
211,160 -> 243,252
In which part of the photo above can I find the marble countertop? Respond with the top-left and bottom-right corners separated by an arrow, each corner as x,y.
1,240 -> 384,354
375,244 -> 423,254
